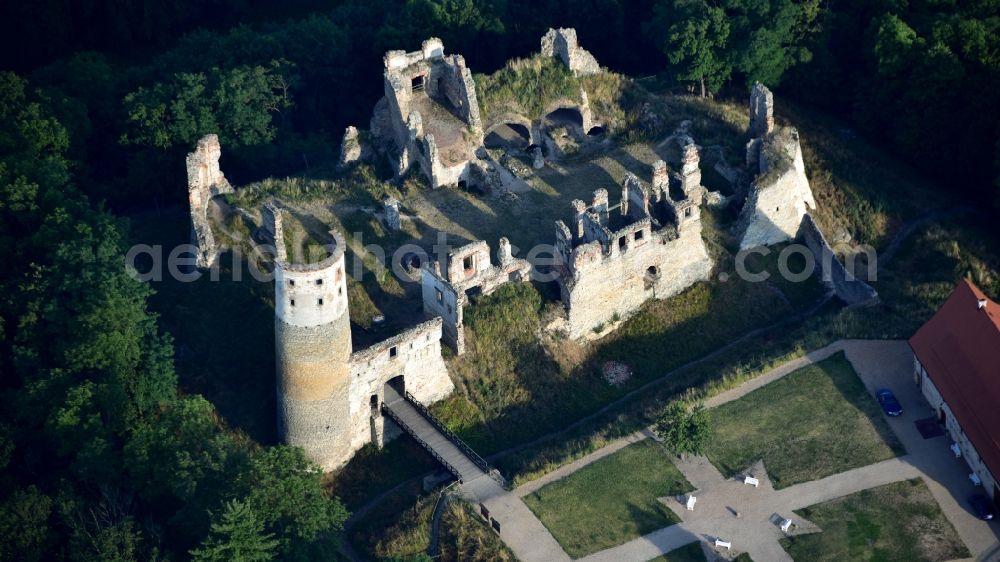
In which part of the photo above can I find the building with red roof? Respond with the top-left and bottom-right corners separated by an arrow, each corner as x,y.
910,279 -> 1000,506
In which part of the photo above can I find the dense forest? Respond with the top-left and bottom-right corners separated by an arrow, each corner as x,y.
0,0 -> 998,560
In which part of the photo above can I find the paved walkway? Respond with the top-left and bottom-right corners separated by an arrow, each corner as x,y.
506,340 -> 999,561
383,385 -> 571,562
383,385 -> 485,482
460,477 -> 572,562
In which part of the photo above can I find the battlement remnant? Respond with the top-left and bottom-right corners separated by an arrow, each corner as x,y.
554,161 -> 713,338
540,28 -> 601,77
186,134 -> 233,269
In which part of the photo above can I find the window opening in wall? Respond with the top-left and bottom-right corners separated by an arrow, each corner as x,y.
389,346 -> 398,358
618,237 -> 627,250
289,279 -> 295,287
775,206 -> 780,212
316,279 -> 323,285
318,298 -> 324,306
339,287 -> 343,296
370,395 -> 378,411
463,256 -> 474,271
685,207 -> 692,217
411,75 -> 424,91
290,299 -> 295,307
634,230 -> 644,241
436,288 -> 443,302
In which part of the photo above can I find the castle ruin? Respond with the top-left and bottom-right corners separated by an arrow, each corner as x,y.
369,38 -> 485,188
553,148 -> 713,338
177,34 -> 884,472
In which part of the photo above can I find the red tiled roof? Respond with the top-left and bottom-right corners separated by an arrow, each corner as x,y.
909,279 -> 1000,480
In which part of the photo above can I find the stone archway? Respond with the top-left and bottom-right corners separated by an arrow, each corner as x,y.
484,122 -> 531,150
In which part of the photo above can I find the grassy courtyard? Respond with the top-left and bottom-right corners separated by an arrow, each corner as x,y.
704,352 -> 904,488
781,479 -> 970,562
523,439 -> 693,558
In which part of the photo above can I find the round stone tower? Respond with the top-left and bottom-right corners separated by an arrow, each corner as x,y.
274,233 -> 353,470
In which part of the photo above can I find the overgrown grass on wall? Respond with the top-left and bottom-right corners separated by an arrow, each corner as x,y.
475,56 -> 582,123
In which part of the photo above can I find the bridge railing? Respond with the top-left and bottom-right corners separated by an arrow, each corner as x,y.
402,390 -> 509,489
381,403 -> 463,482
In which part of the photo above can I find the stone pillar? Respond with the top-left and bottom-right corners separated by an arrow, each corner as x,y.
652,160 -> 669,196
571,199 -> 588,238
680,144 -> 702,196
339,126 -> 362,169
532,146 -> 544,169
384,197 -> 401,231
749,82 -> 774,138
498,237 -> 513,266
592,189 -> 609,225
621,180 -> 630,217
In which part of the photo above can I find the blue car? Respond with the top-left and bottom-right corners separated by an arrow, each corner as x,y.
876,389 -> 903,416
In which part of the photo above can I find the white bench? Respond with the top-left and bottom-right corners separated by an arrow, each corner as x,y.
714,539 -> 731,550
780,519 -> 793,532
950,443 -> 961,458
744,476 -> 760,487
970,472 -> 982,486
685,495 -> 697,511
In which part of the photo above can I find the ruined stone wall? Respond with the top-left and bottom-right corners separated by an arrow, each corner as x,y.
421,266 -> 465,354
347,317 -> 454,451
186,134 -> 233,268
737,128 -> 816,249
540,28 -> 601,77
420,238 -> 531,354
798,214 -> 878,306
562,223 -> 712,338
446,240 -> 491,283
749,81 -> 775,138
431,54 -> 483,136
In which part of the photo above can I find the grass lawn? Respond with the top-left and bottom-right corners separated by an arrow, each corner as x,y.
781,479 -> 970,562
704,352 -> 904,488
523,439 -> 693,558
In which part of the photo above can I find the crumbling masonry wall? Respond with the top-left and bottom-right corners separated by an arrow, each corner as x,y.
421,238 -> 531,354
555,158 -> 713,339
798,214 -> 878,306
379,38 -> 485,188
737,83 -> 817,250
348,317 -> 453,452
540,28 -> 601,77
186,134 -> 233,268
